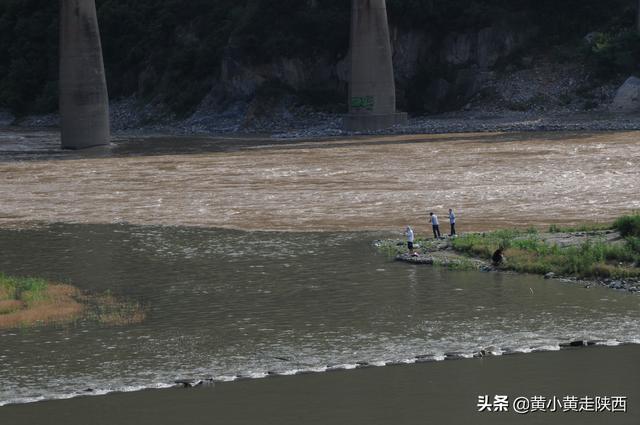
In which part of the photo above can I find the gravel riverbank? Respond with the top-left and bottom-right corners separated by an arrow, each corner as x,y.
8,104 -> 640,140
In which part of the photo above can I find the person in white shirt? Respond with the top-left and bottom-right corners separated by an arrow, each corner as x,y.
448,208 -> 456,236
429,212 -> 441,239
405,226 -> 415,252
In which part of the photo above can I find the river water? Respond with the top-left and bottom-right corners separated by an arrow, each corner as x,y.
0,223 -> 639,406
0,129 -> 639,411
1,129 -> 639,231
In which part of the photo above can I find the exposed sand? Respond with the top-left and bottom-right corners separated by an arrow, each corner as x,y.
0,131 -> 638,232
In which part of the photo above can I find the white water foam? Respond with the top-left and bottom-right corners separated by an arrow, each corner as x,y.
1,339 -> 638,407
0,382 -> 175,408
531,344 -> 561,352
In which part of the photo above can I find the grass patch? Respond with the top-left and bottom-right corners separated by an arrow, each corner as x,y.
375,240 -> 407,257
451,228 -> 538,259
503,241 -> 640,278
548,222 -> 613,233
0,274 -> 146,330
452,215 -> 640,279
433,257 -> 478,272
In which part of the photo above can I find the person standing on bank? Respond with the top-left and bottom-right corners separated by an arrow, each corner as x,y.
448,208 -> 456,236
405,226 -> 415,253
429,212 -> 441,239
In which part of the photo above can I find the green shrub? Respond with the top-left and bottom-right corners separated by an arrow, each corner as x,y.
0,274 -> 48,300
614,213 -> 640,237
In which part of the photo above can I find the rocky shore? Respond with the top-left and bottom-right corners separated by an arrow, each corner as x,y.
5,93 -> 640,141
6,109 -> 640,141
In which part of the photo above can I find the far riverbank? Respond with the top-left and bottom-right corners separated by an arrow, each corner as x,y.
9,109 -> 640,140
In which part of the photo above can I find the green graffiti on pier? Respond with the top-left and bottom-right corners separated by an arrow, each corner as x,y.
351,96 -> 375,111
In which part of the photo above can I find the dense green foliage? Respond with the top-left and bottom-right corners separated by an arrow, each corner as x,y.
97,0 -> 241,115
387,0 -> 624,35
0,0 -> 58,115
0,0 -> 638,116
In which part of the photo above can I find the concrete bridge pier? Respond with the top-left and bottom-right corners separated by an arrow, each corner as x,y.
59,0 -> 110,149
344,0 -> 406,132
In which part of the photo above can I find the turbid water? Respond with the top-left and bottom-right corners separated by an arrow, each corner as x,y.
0,224 -> 638,407
0,129 -> 639,231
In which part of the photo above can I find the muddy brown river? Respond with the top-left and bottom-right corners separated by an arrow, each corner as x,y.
1,129 -> 638,232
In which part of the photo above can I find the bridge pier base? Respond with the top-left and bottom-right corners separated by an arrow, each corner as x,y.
344,0 -> 406,132
344,112 -> 407,132
59,0 -> 110,149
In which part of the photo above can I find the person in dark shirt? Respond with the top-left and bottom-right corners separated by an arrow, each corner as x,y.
492,248 -> 504,266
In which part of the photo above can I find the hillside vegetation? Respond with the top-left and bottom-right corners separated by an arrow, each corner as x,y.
0,0 -> 638,117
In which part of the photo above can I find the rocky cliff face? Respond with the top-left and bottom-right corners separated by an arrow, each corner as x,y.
392,22 -> 539,112
202,18 -> 539,124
